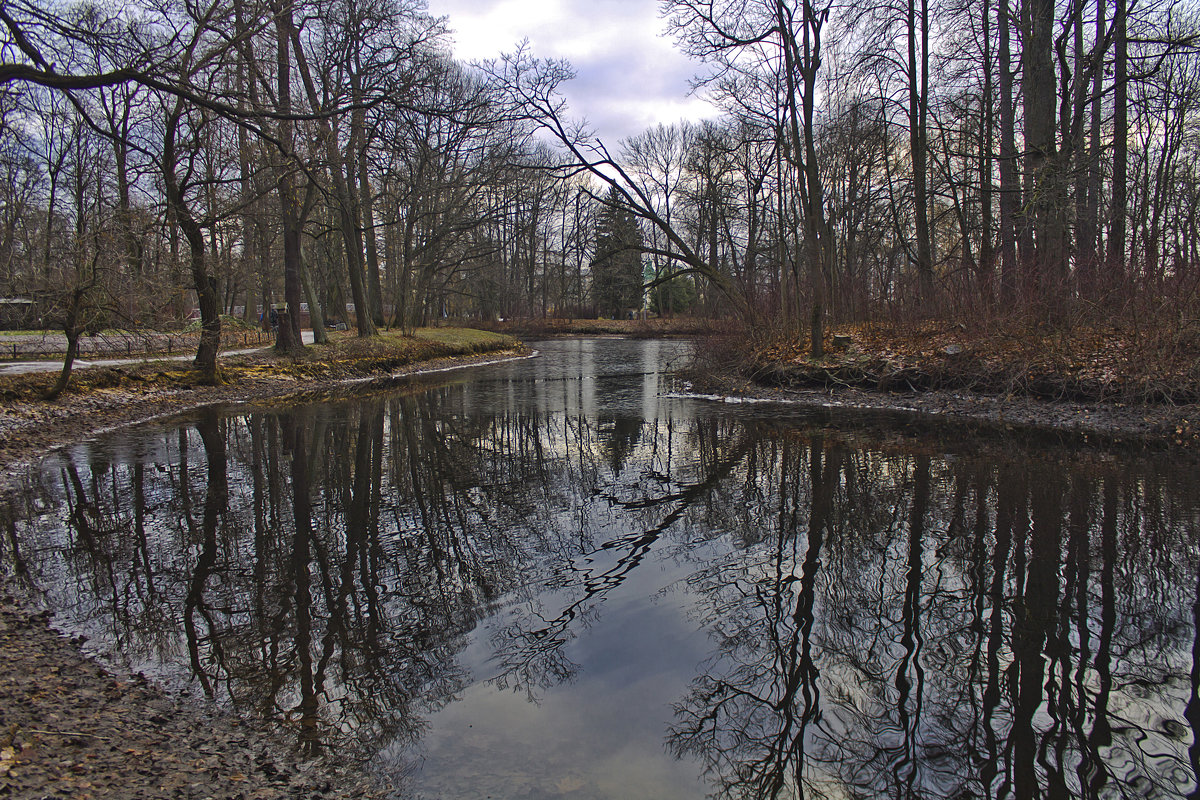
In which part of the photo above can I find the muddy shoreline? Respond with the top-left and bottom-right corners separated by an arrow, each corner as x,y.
687,369 -> 1200,451
1,343 -> 1196,799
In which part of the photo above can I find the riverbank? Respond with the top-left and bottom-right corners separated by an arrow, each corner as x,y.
690,317 -> 1200,449
0,328 -> 523,799
0,328 -> 523,489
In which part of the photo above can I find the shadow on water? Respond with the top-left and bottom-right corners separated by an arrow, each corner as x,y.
2,338 -> 1199,798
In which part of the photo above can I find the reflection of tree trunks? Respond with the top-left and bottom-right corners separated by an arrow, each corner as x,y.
1013,471 -> 1062,800
1087,479 -> 1118,794
398,396 -> 445,584
966,469 -> 989,771
983,466 -> 1019,795
748,437 -> 837,797
894,455 -> 928,791
284,413 -> 322,755
328,409 -> 378,666
365,412 -> 385,645
3,515 -> 26,576
790,440 -> 836,786
250,415 -> 269,617
1186,542 -> 1200,799
1065,476 -> 1093,789
132,463 -> 157,598
184,409 -> 228,697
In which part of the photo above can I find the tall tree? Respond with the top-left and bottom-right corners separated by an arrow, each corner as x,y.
590,188 -> 644,318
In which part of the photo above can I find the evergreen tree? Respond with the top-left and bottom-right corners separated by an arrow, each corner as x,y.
590,189 -> 644,317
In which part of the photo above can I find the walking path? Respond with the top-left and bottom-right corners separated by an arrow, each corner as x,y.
0,331 -> 313,376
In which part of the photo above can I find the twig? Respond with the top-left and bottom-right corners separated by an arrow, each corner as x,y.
23,728 -> 113,741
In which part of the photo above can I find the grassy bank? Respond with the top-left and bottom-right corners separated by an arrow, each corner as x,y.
0,327 -> 520,402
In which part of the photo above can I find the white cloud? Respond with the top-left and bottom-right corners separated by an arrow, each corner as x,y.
425,0 -> 718,143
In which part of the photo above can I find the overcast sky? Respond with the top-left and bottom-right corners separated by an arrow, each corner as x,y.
424,0 -> 717,145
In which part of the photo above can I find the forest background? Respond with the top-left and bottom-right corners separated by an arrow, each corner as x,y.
0,0 -> 1197,400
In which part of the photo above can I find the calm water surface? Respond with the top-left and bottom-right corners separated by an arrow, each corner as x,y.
3,338 -> 1199,799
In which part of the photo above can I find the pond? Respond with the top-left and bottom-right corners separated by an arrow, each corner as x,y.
2,337 -> 1198,799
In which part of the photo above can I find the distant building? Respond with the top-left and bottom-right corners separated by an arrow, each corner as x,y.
0,298 -> 34,329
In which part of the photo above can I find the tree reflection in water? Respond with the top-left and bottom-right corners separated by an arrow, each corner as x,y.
668,428 -> 1200,799
4,372 -> 1200,798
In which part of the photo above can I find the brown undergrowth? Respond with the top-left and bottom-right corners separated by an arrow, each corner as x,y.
685,308 -> 1200,448
735,311 -> 1200,406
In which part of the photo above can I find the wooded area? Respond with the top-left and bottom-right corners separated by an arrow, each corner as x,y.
0,0 -> 1197,380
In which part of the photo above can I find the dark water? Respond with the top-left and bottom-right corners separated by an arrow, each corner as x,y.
3,338 -> 1199,799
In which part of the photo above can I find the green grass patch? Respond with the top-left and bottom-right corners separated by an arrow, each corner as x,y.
409,327 -> 517,352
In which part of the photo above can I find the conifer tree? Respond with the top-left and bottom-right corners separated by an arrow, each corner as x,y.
590,188 -> 644,318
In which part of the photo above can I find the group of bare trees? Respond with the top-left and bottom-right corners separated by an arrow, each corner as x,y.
496,0 -> 1199,350
2,0 -> 1198,372
0,0 -> 607,382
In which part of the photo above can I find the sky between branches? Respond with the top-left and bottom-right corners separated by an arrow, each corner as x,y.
425,0 -> 718,144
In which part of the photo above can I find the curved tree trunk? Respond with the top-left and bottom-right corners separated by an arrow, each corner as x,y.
163,101 -> 222,384
44,295 -> 84,401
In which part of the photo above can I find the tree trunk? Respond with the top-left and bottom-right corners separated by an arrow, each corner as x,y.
300,245 -> 329,345
356,124 -> 385,327
1023,0 -> 1062,295
909,0 -> 934,305
998,0 -> 1021,303
979,0 -> 995,304
1106,0 -> 1128,285
163,103 -> 221,384
284,20 -> 376,338
273,1 -> 305,354
44,291 -> 84,400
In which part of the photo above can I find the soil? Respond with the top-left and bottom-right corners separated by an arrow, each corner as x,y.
0,593 -> 384,800
0,334 -> 1195,799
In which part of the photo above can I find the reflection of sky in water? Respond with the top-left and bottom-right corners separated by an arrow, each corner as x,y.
402,544 -> 716,800
7,338 -> 1200,799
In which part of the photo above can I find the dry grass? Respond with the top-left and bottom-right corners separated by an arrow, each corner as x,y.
731,310 -> 1200,405
0,327 -> 520,403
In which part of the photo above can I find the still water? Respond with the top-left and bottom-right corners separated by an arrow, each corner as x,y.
3,338 -> 1199,798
